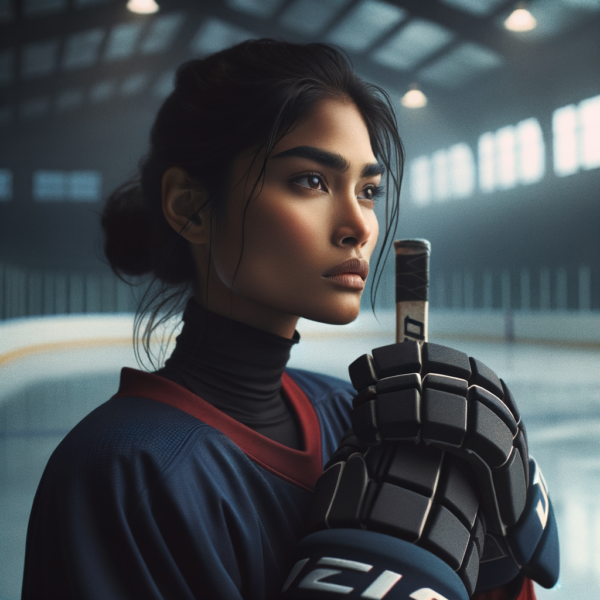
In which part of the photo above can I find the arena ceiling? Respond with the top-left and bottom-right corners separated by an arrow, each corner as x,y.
1,0 -> 600,127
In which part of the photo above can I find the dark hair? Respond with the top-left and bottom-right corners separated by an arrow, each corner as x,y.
101,39 -> 404,366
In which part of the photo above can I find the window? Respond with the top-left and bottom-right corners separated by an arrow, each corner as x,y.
432,149 -> 449,200
553,94 -> 600,176
409,156 -> 431,206
478,132 -> 495,193
410,143 -> 475,205
33,170 -> 102,202
0,169 -> 12,201
517,118 -> 546,184
552,105 -> 578,176
448,143 -> 476,198
478,118 -> 545,192
579,95 -> 600,170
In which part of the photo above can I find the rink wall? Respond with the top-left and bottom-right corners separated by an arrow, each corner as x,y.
1,308 -> 600,366
429,309 -> 600,346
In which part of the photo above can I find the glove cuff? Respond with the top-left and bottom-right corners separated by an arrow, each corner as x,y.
282,529 -> 469,600
476,458 -> 559,592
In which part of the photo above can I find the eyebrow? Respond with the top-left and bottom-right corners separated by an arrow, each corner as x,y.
272,145 -> 385,178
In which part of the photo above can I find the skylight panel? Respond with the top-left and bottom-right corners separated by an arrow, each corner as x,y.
20,97 -> 50,119
62,28 -> 105,70
56,89 -> 84,111
279,0 -> 349,35
440,0 -> 505,17
372,18 -> 454,71
418,42 -> 503,87
121,72 -> 149,96
24,0 -> 67,17
190,18 -> 254,56
326,0 -> 407,53
226,0 -> 286,18
140,13 -> 184,54
89,80 -> 116,103
0,49 -> 14,85
104,22 -> 144,62
21,40 -> 59,79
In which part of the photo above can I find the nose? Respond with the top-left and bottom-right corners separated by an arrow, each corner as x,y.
334,195 -> 374,248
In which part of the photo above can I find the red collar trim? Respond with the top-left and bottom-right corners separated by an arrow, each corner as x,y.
115,368 -> 323,492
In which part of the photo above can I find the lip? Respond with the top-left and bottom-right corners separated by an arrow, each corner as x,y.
323,257 -> 370,281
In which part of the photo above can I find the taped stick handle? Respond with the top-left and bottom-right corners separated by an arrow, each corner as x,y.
394,239 -> 430,344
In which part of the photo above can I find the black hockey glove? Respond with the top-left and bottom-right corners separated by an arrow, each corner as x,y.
347,341 -> 529,537
282,342 -> 558,599
346,341 -> 558,593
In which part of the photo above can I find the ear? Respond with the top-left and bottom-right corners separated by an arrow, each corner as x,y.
162,167 -> 211,245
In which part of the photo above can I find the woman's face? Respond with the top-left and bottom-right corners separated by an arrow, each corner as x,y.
200,98 -> 382,337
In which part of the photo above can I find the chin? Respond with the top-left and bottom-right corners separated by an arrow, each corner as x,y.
303,299 -> 362,326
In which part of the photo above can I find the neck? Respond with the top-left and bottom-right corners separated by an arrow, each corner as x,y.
191,253 -> 300,339
157,299 -> 301,448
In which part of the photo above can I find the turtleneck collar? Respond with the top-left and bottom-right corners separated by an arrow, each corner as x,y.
156,298 -> 302,446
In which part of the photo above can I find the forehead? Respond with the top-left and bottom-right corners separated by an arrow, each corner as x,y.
272,98 -> 377,166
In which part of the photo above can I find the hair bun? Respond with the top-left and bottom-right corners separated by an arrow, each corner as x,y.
101,181 -> 155,277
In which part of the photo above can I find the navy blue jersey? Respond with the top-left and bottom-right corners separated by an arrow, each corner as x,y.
22,367 -> 354,600
23,366 -> 544,600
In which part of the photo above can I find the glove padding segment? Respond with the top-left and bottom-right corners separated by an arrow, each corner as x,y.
308,433 -> 485,596
349,342 -> 528,536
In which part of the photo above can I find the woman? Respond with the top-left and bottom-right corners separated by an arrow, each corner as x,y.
22,40 -> 552,599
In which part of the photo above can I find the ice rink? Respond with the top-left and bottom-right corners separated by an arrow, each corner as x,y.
1,314 -> 599,599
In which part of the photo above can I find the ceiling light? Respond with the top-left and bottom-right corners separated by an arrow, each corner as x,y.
127,0 -> 159,14
504,5 -> 537,31
401,84 -> 428,108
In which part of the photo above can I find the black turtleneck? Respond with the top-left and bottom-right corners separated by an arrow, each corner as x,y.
156,298 -> 302,450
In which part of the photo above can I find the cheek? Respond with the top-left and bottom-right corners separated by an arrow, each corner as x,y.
246,201 -> 326,273
213,197 -> 327,292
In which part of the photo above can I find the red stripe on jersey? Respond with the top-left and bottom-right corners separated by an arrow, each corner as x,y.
115,368 -> 323,492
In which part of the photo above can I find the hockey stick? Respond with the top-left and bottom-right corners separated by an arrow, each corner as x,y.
394,239 -> 430,345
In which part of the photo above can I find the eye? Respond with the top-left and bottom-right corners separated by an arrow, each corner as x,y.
358,185 -> 383,202
293,174 -> 327,192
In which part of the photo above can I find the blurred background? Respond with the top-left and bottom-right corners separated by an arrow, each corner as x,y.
1,0 -> 599,597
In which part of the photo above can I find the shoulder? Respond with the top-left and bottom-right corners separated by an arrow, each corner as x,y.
47,394 -> 236,497
285,367 -> 355,406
